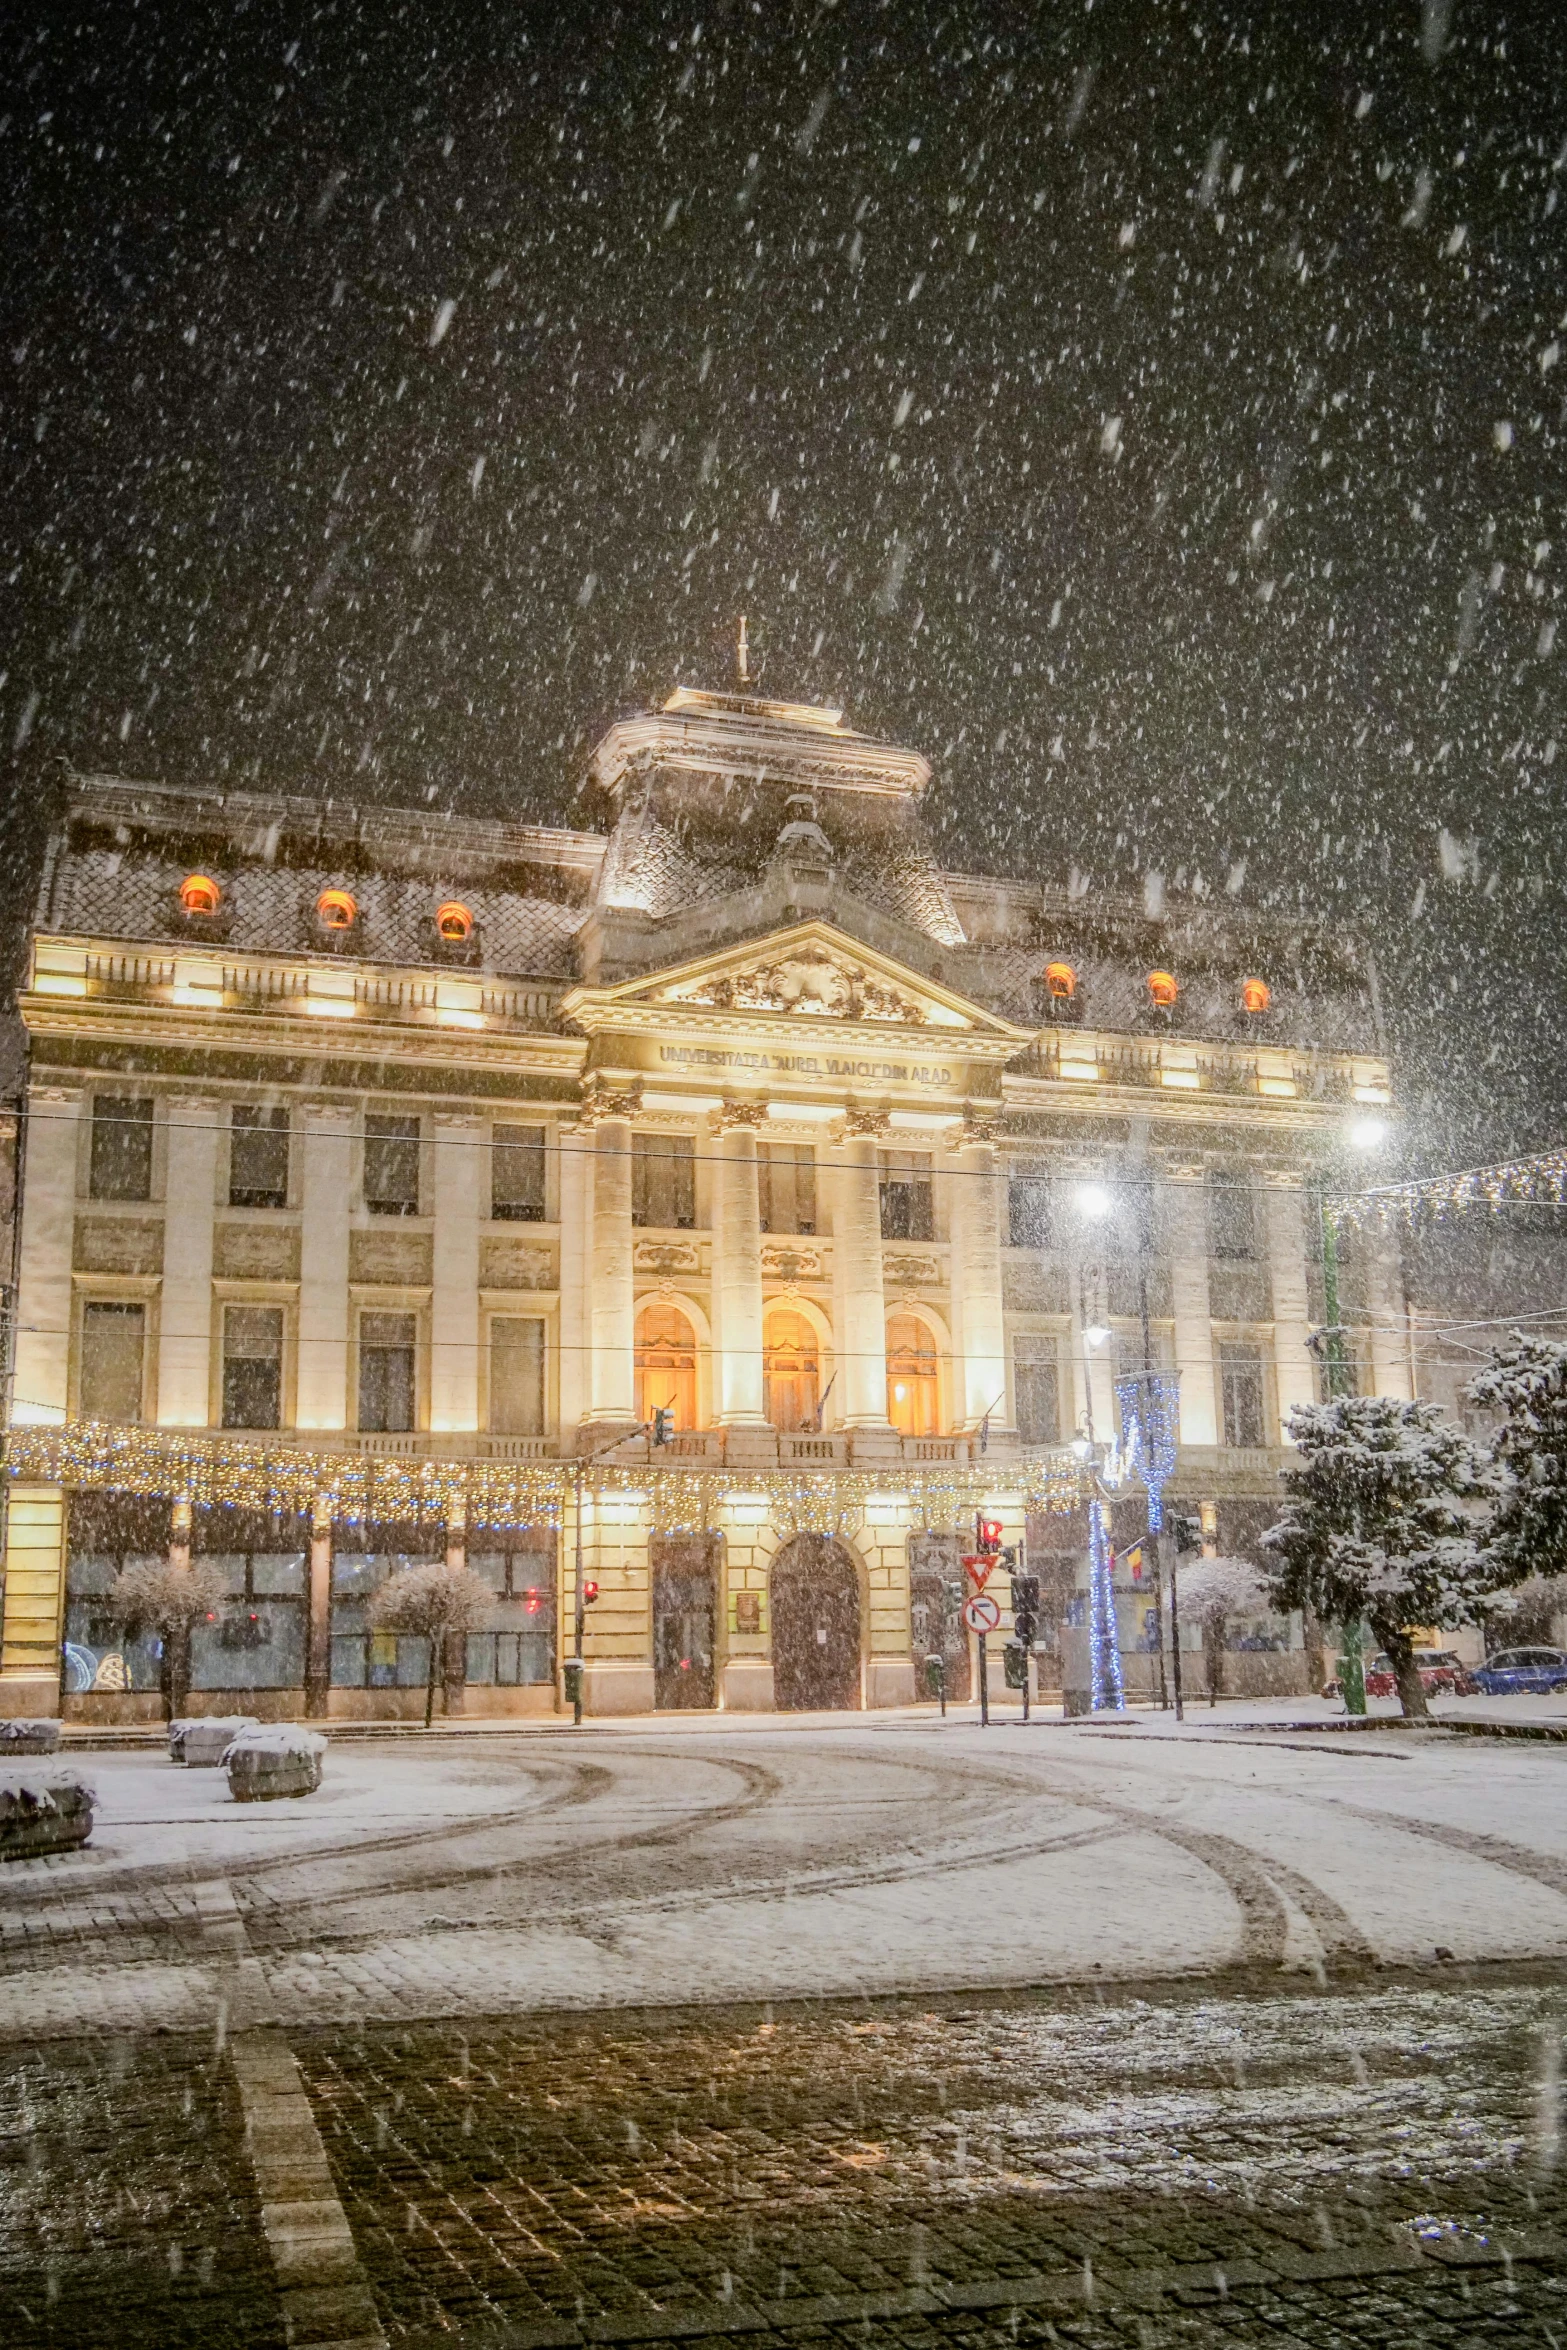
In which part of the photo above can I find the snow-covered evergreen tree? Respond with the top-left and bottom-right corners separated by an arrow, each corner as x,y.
1469,1337 -> 1567,1589
1261,1397 -> 1496,1718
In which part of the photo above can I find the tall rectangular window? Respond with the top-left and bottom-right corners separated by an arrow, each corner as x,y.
222,1305 -> 284,1429
879,1150 -> 934,1243
1008,1170 -> 1055,1252
79,1302 -> 145,1421
632,1131 -> 695,1228
1208,1171 -> 1258,1260
491,1123 -> 546,1221
1219,1341 -> 1267,1448
229,1106 -> 290,1209
364,1114 -> 420,1215
1013,1337 -> 1061,1446
758,1142 -> 816,1235
359,1311 -> 417,1432
89,1096 -> 153,1202
489,1317 -> 545,1435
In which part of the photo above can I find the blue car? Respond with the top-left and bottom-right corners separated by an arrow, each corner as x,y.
1470,1646 -> 1567,1696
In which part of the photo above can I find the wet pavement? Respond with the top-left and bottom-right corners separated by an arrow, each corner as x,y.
7,1971 -> 1567,2346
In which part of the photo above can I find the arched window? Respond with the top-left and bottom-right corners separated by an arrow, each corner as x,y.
1043,961 -> 1076,999
764,1308 -> 820,1433
317,888 -> 358,931
635,1302 -> 698,1432
179,873 -> 222,917
1240,977 -> 1271,1015
1147,969 -> 1179,1008
886,1313 -> 939,1437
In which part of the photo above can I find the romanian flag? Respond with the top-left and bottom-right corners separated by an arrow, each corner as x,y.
1120,1541 -> 1145,1584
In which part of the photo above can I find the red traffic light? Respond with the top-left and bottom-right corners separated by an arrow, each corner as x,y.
975,1515 -> 1004,1556
582,1579 -> 600,1605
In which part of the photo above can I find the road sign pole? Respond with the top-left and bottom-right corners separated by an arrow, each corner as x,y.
978,1632 -> 989,1727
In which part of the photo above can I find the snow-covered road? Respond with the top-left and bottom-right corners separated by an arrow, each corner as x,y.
5,1713 -> 1567,2037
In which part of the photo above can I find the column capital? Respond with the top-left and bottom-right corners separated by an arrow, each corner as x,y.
836,1103 -> 890,1141
577,1074 -> 643,1128
947,1106 -> 999,1151
710,1097 -> 767,1134
28,1083 -> 85,1104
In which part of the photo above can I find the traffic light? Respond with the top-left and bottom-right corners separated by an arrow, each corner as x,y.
581,1579 -> 600,1606
975,1514 -> 1004,1557
1009,1572 -> 1039,1648
651,1405 -> 674,1447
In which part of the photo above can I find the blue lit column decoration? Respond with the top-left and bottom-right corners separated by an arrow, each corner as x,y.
1087,1496 -> 1123,1711
1114,1371 -> 1181,1531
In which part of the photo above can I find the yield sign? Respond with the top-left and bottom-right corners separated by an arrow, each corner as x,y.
962,1555 -> 994,1593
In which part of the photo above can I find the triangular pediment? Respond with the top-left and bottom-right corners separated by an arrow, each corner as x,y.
561,921 -> 1030,1043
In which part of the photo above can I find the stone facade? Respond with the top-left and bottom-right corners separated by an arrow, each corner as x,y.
0,689 -> 1402,1717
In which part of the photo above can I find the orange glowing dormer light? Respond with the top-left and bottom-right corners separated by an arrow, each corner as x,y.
1044,960 -> 1077,999
436,900 -> 474,943
1147,969 -> 1179,1008
317,888 -> 358,930
1241,977 -> 1271,1015
179,873 -> 222,917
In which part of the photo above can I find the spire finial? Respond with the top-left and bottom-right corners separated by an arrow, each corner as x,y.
736,614 -> 749,686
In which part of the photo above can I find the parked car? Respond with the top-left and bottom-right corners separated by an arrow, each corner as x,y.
1470,1647 -> 1567,1697
1323,1650 -> 1477,1700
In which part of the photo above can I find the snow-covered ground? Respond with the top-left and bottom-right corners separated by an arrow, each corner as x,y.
5,1708 -> 1567,2040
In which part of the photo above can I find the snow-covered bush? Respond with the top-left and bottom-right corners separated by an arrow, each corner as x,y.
1174,1555 -> 1270,1705
224,1725 -> 326,1803
0,1772 -> 94,1861
1470,1337 -> 1567,1587
368,1562 -> 493,1725
111,1557 -> 228,1722
0,1720 -> 62,1755
1262,1395 -> 1498,1718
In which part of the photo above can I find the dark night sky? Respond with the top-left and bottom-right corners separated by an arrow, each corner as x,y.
2,0 -> 1564,1163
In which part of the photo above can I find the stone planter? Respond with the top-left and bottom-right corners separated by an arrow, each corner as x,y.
224,1727 -> 326,1802
0,1721 -> 62,1756
170,1715 -> 259,1767
0,1773 -> 94,1861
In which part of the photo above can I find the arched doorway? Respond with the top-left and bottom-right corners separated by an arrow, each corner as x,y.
764,1307 -> 820,1432
635,1301 -> 697,1431
886,1313 -> 939,1437
652,1533 -> 718,1710
770,1533 -> 862,1710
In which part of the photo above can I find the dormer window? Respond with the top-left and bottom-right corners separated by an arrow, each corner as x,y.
1147,970 -> 1179,1009
436,900 -> 473,943
1044,962 -> 1076,1000
316,888 -> 358,931
1241,977 -> 1271,1015
179,873 -> 222,918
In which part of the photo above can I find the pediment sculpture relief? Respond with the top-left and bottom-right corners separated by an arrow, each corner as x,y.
668,952 -> 926,1025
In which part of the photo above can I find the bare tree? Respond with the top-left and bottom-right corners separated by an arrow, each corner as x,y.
368,1563 -> 494,1727
112,1557 -> 228,1723
1174,1555 -> 1269,1705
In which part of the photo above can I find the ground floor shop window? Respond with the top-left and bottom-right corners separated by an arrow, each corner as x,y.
466,1534 -> 557,1685
189,1509 -> 308,1689
61,1495 -> 172,1694
330,1529 -> 445,1686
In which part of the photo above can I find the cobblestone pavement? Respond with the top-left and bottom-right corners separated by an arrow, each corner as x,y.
8,1722 -> 1567,2343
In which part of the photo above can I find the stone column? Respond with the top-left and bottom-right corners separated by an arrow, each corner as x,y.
0,1485 -> 67,1715
12,1084 -> 83,1426
947,1113 -> 1010,1432
587,1091 -> 636,1425
831,1109 -> 892,1429
1266,1180 -> 1318,1438
1166,1167 -> 1219,1447
296,1105 -> 353,1430
711,1101 -> 767,1425
430,1112 -> 483,1433
556,1118 -> 590,1433
157,1097 -> 220,1427
304,1492 -> 332,1718
1367,1229 -> 1415,1400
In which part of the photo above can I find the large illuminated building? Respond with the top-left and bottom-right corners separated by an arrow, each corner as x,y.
0,681 -> 1405,1719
